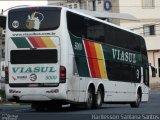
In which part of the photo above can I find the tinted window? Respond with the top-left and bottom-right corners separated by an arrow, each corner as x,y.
67,11 -> 142,53
67,12 -> 85,37
67,12 -> 104,42
9,7 -> 61,31
87,19 -> 104,42
11,49 -> 57,64
106,61 -> 141,83
140,36 -> 147,56
104,25 -> 141,53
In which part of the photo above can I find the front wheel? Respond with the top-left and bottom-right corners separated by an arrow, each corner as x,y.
130,91 -> 141,108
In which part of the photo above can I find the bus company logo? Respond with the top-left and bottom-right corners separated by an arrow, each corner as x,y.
12,76 -> 27,81
29,73 -> 37,81
26,12 -> 44,30
12,67 -> 56,73
112,48 -> 137,64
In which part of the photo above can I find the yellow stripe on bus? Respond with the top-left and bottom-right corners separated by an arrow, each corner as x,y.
94,43 -> 103,59
41,37 -> 56,48
94,43 -> 108,79
98,60 -> 108,79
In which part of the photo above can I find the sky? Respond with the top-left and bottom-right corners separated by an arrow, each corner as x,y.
0,0 -> 47,15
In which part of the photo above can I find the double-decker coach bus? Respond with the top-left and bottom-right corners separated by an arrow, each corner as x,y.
5,6 -> 149,110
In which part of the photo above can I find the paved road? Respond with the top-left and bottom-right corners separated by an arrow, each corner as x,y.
0,89 -> 160,120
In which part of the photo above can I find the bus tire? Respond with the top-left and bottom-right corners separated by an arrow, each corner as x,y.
130,91 -> 141,108
93,88 -> 103,109
85,87 -> 94,109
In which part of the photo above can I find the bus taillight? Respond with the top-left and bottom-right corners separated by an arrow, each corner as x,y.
5,66 -> 9,83
60,66 -> 66,83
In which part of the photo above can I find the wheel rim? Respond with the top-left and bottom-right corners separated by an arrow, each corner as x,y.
97,91 -> 102,105
86,90 -> 93,108
87,92 -> 92,105
136,93 -> 141,105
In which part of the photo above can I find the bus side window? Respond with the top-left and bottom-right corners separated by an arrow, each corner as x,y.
67,11 -> 86,38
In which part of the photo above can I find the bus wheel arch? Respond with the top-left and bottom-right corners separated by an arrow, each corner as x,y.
93,84 -> 105,109
130,87 -> 142,108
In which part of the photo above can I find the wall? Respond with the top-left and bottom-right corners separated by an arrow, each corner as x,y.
148,51 -> 160,84
119,0 -> 160,19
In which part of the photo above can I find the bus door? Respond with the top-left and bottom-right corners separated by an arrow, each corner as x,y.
7,36 -> 60,87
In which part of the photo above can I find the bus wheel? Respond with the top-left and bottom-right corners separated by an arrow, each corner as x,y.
130,91 -> 141,108
93,88 -> 103,109
85,87 -> 94,109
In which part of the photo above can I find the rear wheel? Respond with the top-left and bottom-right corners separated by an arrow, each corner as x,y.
130,91 -> 141,108
93,88 -> 103,109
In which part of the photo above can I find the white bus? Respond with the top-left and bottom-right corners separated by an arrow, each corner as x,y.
4,6 -> 149,110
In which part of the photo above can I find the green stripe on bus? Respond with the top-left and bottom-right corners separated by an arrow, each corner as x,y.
75,56 -> 90,77
11,37 -> 32,48
69,33 -> 90,77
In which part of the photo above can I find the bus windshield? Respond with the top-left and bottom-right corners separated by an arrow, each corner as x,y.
8,7 -> 61,31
